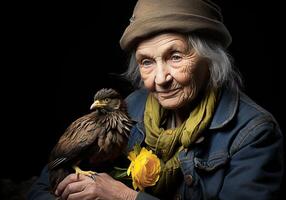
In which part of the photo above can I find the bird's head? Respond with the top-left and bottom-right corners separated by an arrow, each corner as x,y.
90,88 -> 124,111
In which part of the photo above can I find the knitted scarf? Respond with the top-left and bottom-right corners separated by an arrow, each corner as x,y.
144,89 -> 217,195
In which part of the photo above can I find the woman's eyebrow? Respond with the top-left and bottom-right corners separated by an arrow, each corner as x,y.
135,52 -> 150,61
135,42 -> 188,60
167,43 -> 189,52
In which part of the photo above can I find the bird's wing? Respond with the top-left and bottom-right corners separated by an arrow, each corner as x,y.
48,112 -> 104,170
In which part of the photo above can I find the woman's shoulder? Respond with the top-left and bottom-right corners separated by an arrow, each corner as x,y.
228,90 -> 283,155
239,91 -> 276,121
209,88 -> 282,154
213,88 -> 278,129
236,90 -> 281,134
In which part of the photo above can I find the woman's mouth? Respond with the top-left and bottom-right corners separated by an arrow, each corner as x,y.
156,88 -> 181,98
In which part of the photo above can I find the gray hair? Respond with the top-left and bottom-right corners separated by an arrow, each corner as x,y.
123,34 -> 243,91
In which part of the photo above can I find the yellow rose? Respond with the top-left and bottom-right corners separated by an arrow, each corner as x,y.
127,147 -> 161,191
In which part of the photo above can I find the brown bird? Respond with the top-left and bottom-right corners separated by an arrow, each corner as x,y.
48,88 -> 133,193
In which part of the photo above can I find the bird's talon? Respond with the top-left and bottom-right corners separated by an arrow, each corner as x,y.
73,166 -> 97,177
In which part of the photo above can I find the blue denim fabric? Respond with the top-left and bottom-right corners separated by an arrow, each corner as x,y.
27,166 -> 54,200
28,88 -> 284,200
125,88 -> 284,200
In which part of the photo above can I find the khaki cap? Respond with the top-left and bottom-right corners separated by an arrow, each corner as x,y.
120,0 -> 232,51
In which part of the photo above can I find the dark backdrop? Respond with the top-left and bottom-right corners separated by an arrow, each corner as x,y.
1,0 -> 285,194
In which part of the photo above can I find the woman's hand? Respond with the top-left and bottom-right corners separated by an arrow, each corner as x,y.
55,172 -> 138,200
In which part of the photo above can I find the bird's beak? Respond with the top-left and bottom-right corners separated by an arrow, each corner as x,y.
90,100 -> 106,110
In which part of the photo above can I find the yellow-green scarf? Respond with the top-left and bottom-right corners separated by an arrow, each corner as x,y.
144,88 -> 217,195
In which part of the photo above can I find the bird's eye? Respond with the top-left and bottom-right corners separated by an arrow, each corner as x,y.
104,98 -> 110,102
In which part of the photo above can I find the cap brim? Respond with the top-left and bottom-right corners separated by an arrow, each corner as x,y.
120,14 -> 232,51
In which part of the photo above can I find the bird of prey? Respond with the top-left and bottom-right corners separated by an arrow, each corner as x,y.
48,88 -> 133,193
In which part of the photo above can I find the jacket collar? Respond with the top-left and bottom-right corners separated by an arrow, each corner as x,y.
126,88 -> 148,123
209,88 -> 239,129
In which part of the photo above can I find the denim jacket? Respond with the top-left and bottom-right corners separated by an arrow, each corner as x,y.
126,88 -> 284,200
28,88 -> 284,200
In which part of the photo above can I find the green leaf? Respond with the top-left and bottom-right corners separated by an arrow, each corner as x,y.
133,143 -> 142,156
113,170 -> 128,179
113,166 -> 128,171
110,166 -> 131,180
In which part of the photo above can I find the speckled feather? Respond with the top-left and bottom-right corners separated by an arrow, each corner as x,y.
47,88 -> 133,193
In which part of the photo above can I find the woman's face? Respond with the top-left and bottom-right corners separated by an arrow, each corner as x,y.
136,33 -> 209,109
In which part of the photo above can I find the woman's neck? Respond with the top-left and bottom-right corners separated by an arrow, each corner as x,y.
165,105 -> 193,129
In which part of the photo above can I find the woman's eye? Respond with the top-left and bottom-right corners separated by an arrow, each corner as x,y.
171,54 -> 182,62
141,59 -> 153,67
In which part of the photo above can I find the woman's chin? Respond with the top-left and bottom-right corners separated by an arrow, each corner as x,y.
158,99 -> 184,110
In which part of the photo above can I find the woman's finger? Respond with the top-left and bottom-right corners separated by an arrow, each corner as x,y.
55,173 -> 86,196
64,190 -> 90,200
60,180 -> 89,200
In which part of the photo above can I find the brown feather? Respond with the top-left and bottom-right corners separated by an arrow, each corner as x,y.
47,88 -> 133,194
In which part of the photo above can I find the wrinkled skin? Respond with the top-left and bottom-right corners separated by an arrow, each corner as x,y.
55,173 -> 137,200
136,33 -> 209,124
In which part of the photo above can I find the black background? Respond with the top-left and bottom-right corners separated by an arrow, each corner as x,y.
1,0 -> 285,194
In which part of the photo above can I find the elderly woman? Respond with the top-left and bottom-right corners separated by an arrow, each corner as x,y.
28,0 -> 283,200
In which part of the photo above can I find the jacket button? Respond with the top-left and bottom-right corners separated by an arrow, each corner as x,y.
184,174 -> 193,186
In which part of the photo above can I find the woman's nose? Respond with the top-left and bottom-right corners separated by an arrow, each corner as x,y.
154,63 -> 172,86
